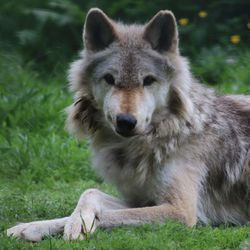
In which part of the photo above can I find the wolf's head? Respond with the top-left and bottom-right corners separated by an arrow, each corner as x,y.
67,9 -> 193,138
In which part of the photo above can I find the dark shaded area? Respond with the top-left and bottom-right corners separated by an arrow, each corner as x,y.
0,0 -> 249,76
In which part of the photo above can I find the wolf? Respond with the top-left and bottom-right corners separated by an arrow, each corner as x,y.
7,8 -> 250,242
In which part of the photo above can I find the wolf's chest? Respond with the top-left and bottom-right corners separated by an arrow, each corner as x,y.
91,144 -> 175,206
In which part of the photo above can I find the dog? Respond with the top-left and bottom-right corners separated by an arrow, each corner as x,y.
7,8 -> 250,242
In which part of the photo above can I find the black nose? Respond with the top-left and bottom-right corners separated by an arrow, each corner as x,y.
116,113 -> 137,135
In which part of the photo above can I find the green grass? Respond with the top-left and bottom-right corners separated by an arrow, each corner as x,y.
0,50 -> 250,250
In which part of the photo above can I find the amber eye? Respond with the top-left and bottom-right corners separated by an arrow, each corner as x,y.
103,73 -> 115,86
143,75 -> 156,86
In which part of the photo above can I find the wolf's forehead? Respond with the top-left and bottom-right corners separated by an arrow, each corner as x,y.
118,49 -> 142,83
120,49 -> 169,83
115,49 -> 161,85
87,45 -> 169,86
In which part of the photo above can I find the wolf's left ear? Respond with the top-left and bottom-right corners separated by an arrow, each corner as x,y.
143,10 -> 178,53
84,8 -> 117,51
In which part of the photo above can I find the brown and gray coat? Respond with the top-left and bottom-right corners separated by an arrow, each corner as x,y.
7,8 -> 250,242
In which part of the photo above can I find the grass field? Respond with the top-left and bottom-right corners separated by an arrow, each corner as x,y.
0,50 -> 250,250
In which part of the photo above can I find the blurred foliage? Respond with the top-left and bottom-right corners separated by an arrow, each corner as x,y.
0,0 -> 249,74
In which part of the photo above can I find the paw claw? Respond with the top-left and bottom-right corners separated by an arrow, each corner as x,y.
64,211 -> 97,241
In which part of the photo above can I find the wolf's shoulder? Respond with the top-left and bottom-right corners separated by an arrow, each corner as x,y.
215,94 -> 250,114
213,94 -> 250,136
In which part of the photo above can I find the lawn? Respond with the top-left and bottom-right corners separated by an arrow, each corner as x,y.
0,50 -> 250,250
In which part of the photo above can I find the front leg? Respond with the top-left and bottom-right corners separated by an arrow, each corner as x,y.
64,168 -> 199,240
6,188 -> 127,242
100,203 -> 195,229
7,217 -> 68,242
64,188 -> 128,240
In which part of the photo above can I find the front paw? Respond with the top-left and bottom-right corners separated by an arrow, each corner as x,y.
64,210 -> 98,240
7,222 -> 50,242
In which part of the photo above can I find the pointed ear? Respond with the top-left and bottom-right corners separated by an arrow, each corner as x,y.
143,10 -> 178,53
83,8 -> 117,51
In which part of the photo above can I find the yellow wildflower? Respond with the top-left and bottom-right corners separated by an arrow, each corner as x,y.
179,18 -> 189,26
198,10 -> 208,18
230,35 -> 241,44
247,23 -> 250,29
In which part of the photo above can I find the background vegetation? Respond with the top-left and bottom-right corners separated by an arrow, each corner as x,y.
0,0 -> 249,249
1,0 -> 249,72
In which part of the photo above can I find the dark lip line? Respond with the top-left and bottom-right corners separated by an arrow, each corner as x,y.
114,127 -> 153,138
115,129 -> 136,138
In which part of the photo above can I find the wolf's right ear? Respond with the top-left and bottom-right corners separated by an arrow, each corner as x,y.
143,10 -> 178,53
83,8 -> 117,51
